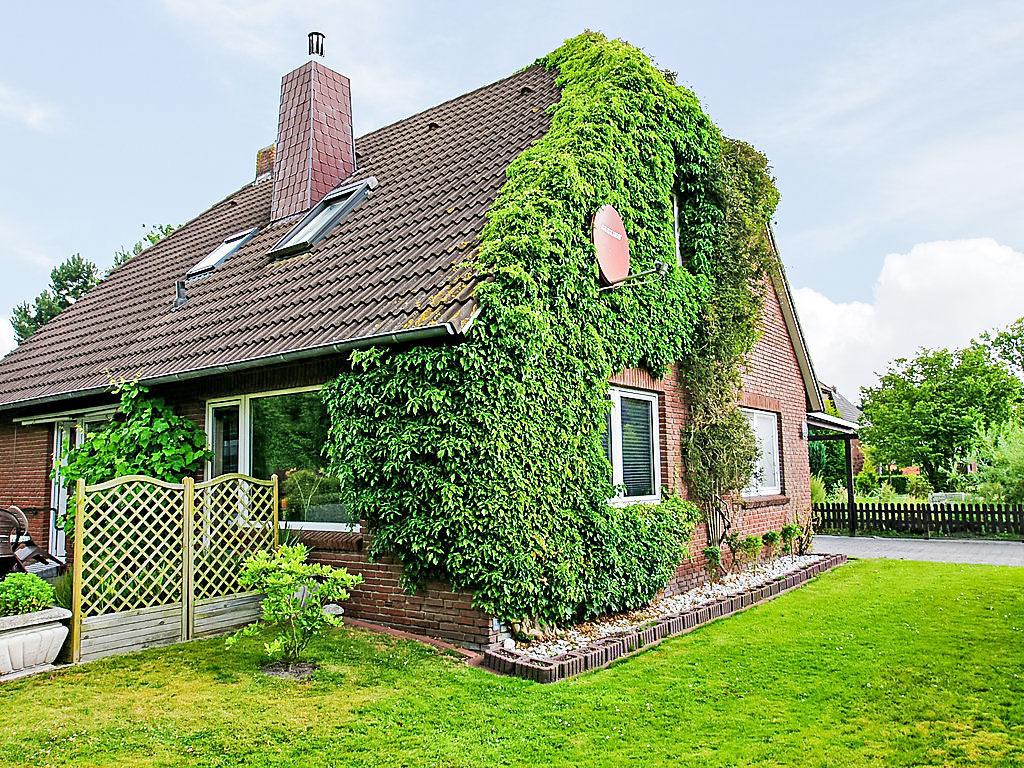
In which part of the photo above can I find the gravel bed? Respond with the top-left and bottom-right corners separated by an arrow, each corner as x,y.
521,554 -> 824,659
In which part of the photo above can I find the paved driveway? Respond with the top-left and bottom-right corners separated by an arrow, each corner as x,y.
814,534 -> 1024,566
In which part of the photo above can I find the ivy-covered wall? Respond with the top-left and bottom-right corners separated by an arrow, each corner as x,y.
322,32 -> 781,625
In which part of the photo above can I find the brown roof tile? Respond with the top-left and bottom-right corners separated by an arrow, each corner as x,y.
0,64 -> 560,409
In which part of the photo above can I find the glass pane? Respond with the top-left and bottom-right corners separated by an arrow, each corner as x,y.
282,196 -> 348,248
620,396 -> 654,498
755,413 -> 779,491
211,406 -> 240,476
249,391 -> 350,525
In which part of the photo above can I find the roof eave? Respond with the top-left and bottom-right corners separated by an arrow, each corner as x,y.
0,322 -> 458,414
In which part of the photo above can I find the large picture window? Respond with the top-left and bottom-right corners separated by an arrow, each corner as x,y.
602,387 -> 661,504
206,388 -> 352,530
741,407 -> 782,497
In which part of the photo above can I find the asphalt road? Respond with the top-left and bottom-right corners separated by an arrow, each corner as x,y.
814,534 -> 1024,566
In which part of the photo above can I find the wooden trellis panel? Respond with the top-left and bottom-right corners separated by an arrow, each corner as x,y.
72,474 -> 278,662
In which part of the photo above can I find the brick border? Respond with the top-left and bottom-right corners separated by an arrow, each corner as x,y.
482,554 -> 848,683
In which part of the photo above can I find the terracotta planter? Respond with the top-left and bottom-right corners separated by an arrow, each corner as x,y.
0,607 -> 71,681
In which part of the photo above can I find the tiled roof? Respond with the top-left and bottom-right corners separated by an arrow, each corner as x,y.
0,64 -> 560,409
819,382 -> 863,425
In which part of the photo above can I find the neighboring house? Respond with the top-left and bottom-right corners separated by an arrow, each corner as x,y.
0,35 -> 830,649
818,382 -> 865,475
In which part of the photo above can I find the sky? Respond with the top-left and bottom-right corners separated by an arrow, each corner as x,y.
2,1 -> 1023,402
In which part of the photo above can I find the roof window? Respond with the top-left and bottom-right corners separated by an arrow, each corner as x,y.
187,228 -> 258,278
269,176 -> 377,259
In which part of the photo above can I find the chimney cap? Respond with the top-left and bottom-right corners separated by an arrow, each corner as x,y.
308,31 -> 325,57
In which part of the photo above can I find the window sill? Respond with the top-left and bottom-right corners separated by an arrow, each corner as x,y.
741,494 -> 790,509
608,494 -> 661,507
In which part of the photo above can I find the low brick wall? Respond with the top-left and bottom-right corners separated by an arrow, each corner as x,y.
483,553 -> 847,683
301,530 -> 507,650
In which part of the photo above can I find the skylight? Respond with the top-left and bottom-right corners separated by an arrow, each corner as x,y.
187,228 -> 257,278
269,176 -> 377,258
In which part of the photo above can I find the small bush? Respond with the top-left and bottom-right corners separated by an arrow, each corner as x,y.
855,465 -> 879,496
761,530 -> 781,561
227,544 -> 362,666
702,545 -> 723,582
724,531 -> 744,572
810,474 -> 826,505
906,475 -> 933,499
741,535 -> 763,571
0,573 -> 55,616
780,523 -> 800,555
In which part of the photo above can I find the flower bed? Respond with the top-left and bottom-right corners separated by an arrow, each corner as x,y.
483,553 -> 847,683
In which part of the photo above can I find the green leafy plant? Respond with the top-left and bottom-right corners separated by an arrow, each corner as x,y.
905,474 -> 934,500
810,474 -> 826,505
51,572 -> 74,610
321,33 -> 774,626
741,535 -> 763,572
226,544 -> 362,667
723,530 -> 745,572
761,530 -> 781,562
0,573 -> 55,616
780,523 -> 800,556
56,379 -> 211,533
702,545 -> 723,582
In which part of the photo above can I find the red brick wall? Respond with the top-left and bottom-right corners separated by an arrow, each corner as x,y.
0,273 -> 813,649
0,419 -> 54,548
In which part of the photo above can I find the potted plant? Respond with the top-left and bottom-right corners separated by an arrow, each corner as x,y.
0,573 -> 71,680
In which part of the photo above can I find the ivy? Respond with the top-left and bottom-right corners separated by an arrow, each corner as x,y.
322,33 -> 777,625
58,380 -> 211,531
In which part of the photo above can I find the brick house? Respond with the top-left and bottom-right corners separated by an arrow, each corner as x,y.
0,39 -> 830,649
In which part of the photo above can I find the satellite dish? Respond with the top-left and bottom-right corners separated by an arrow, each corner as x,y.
592,205 -> 630,286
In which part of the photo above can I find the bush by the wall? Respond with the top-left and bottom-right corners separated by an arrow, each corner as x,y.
0,573 -> 55,616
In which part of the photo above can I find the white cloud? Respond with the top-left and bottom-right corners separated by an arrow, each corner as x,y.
794,238 -> 1024,401
0,82 -> 58,132
0,217 -> 60,270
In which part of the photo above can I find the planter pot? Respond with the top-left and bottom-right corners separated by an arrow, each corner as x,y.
0,607 -> 71,681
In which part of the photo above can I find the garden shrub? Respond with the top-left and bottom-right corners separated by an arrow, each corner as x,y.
0,573 -> 55,616
227,544 -> 362,666
741,535 -> 763,571
810,474 -> 826,504
322,33 -> 775,626
702,545 -> 723,582
57,379 -> 210,532
905,474 -> 933,499
761,529 -> 780,561
780,524 -> 800,556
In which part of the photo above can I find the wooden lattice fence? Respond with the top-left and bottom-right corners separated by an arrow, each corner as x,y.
71,473 -> 278,662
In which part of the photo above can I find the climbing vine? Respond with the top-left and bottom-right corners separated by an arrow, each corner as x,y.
322,32 -> 778,625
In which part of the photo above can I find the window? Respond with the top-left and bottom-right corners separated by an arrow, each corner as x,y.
602,387 -> 661,503
187,228 -> 257,278
741,407 -> 781,496
269,176 -> 377,258
206,388 -> 353,530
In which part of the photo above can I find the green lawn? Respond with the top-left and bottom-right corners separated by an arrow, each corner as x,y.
2,559 -> 1022,767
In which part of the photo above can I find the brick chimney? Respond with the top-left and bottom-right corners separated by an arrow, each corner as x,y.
271,34 -> 355,221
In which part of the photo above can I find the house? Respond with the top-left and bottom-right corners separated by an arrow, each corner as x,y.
818,381 -> 865,475
0,33 -> 831,649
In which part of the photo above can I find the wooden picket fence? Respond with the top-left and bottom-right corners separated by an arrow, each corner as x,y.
71,473 -> 278,662
813,502 -> 1024,539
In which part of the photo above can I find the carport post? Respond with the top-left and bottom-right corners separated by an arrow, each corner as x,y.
845,436 -> 856,537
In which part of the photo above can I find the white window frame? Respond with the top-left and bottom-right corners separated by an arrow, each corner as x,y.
741,407 -> 782,497
205,385 -> 357,532
606,387 -> 662,505
187,227 -> 257,278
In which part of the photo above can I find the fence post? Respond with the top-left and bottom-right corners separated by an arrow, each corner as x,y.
271,474 -> 280,548
844,437 -> 856,536
70,478 -> 86,664
182,476 -> 195,642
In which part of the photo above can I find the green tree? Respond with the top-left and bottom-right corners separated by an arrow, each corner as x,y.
11,254 -> 99,343
112,223 -> 177,269
973,419 -> 1024,503
860,344 -> 1022,490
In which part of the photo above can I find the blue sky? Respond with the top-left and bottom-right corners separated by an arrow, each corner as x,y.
2,1 -> 1024,398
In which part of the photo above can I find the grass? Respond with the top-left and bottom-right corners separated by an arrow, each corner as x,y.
1,559 -> 1022,767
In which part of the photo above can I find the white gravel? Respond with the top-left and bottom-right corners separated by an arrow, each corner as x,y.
521,554 -> 824,659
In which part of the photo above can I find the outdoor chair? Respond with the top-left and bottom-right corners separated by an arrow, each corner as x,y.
0,506 -> 25,577
2,505 -> 65,574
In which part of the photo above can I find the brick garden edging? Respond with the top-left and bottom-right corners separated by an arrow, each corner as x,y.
482,553 -> 848,683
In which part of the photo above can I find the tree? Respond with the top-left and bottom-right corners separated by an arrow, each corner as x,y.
11,254 -> 99,343
10,223 -> 177,345
859,344 -> 1022,490
981,316 -> 1024,376
112,223 -> 177,269
973,419 -> 1024,503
